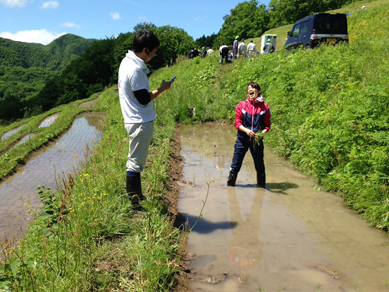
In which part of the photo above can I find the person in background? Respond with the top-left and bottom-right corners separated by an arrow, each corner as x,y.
263,39 -> 274,54
188,48 -> 195,59
227,82 -> 271,188
201,46 -> 207,58
247,40 -> 256,57
207,46 -> 214,56
238,40 -> 247,57
193,47 -> 199,58
219,43 -> 229,64
118,30 -> 174,210
233,36 -> 239,59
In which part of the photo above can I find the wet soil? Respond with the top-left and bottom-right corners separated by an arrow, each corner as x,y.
172,122 -> 389,292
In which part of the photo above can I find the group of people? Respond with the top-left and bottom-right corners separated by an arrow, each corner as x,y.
189,36 -> 275,65
188,46 -> 212,59
118,30 -> 271,210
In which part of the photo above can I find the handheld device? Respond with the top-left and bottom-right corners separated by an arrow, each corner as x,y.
169,76 -> 176,82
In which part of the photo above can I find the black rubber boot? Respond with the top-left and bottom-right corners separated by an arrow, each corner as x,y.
126,174 -> 145,210
227,172 -> 237,186
257,172 -> 266,188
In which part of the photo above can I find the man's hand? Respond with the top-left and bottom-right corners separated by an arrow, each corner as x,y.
160,79 -> 174,92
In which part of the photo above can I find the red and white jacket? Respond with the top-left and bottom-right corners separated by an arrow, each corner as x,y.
234,98 -> 271,140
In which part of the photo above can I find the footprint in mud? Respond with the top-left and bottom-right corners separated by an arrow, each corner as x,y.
178,180 -> 195,187
200,273 -> 227,284
311,264 -> 342,279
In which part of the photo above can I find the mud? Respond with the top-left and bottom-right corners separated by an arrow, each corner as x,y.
78,96 -> 100,110
0,112 -> 106,239
178,123 -> 389,292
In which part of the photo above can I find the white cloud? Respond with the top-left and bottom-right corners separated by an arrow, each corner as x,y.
61,22 -> 81,29
110,12 -> 121,20
0,29 -> 66,45
138,16 -> 149,22
41,1 -> 58,9
0,0 -> 28,7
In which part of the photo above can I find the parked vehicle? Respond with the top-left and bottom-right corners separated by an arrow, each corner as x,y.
284,13 -> 349,50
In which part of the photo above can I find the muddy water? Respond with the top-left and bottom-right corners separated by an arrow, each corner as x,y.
178,123 -> 389,292
0,112 -> 106,239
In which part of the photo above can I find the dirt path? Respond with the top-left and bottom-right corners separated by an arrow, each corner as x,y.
174,122 -> 389,292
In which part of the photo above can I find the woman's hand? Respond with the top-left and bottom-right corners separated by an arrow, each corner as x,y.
246,129 -> 255,138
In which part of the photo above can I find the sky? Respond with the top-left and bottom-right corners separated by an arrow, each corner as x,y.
0,0 -> 270,45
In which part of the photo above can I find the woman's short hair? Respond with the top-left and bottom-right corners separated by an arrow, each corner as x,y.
246,82 -> 261,92
133,30 -> 160,53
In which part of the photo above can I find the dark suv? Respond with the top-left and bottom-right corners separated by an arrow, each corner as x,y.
284,13 -> 349,50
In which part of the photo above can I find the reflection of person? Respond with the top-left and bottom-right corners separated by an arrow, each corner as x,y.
228,187 -> 264,283
227,82 -> 271,187
118,30 -> 174,209
263,39 -> 274,54
219,43 -> 229,64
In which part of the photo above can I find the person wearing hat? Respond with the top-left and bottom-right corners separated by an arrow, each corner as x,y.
263,39 -> 274,54
233,36 -> 239,59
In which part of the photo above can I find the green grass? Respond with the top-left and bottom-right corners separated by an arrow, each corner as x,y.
2,0 -> 389,290
1,88 -> 184,291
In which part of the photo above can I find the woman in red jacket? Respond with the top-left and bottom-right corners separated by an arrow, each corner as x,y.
227,82 -> 271,188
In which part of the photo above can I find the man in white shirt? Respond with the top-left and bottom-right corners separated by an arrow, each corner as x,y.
219,44 -> 229,64
207,46 -> 214,56
238,40 -> 247,57
247,40 -> 256,57
118,30 -> 174,210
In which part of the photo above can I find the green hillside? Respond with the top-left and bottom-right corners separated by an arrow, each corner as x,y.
0,35 -> 94,70
44,34 -> 96,58
0,35 -> 96,120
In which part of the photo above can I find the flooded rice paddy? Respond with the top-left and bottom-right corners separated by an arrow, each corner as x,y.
178,123 -> 389,292
0,112 -> 106,239
1,124 -> 26,141
38,112 -> 60,128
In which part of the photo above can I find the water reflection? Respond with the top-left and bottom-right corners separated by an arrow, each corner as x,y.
38,113 -> 59,128
179,123 -> 389,292
1,124 -> 26,141
0,112 -> 106,239
228,187 -> 264,284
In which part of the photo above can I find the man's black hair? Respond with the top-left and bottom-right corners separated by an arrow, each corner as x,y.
133,30 -> 160,53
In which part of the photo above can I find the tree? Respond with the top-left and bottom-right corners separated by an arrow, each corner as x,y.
213,0 -> 270,49
268,0 -> 350,28
195,33 -> 219,49
150,26 -> 194,69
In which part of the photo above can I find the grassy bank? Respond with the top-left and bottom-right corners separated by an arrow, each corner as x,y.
1,88 -> 184,291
